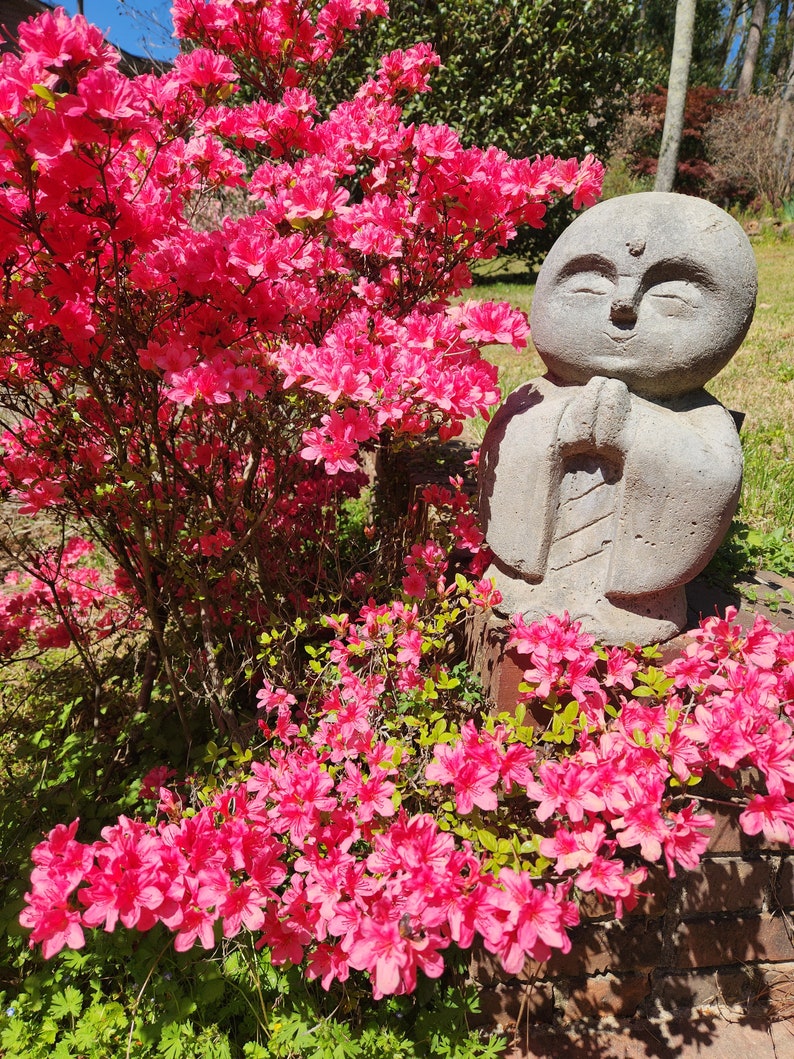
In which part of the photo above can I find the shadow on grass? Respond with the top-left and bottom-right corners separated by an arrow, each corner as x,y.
471,269 -> 538,288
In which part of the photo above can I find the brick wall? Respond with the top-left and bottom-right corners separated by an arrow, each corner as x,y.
469,775 -> 794,1046
464,615 -> 794,1047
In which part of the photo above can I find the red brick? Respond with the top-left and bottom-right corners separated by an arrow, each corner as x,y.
706,802 -> 766,854
471,920 -> 664,981
562,972 -> 650,1021
470,979 -> 555,1032
465,610 -> 547,719
545,919 -> 664,977
680,858 -> 772,916
700,772 -> 792,856
578,865 -> 671,921
674,913 -> 794,969
653,966 -> 768,1014
776,857 -> 794,908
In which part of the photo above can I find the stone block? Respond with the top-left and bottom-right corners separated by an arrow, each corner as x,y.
561,972 -> 650,1021
673,913 -> 794,969
679,857 -> 772,916
761,961 -> 794,1020
653,966 -> 768,1014
504,1016 -> 784,1059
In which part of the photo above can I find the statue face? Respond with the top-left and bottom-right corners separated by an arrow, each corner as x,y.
529,193 -> 758,398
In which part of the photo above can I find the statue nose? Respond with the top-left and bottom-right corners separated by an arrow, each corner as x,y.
610,279 -> 639,326
610,296 -> 638,325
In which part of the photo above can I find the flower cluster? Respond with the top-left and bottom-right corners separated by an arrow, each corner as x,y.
22,592 -> 794,998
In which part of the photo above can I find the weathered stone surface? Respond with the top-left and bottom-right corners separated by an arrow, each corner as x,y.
479,193 -> 757,645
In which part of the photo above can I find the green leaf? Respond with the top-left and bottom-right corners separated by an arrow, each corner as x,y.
196,964 -> 226,1005
40,1018 -> 59,1044
32,83 -> 56,104
477,827 -> 499,853
49,986 -> 83,1021
159,1021 -> 190,1059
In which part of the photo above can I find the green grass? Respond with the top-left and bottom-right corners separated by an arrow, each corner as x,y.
469,236 -> 794,578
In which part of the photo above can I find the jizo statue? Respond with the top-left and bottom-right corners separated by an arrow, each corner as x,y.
478,192 -> 758,645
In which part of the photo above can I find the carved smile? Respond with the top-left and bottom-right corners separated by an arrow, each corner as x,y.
602,331 -> 636,345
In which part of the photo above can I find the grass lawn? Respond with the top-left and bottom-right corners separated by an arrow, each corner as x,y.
470,234 -> 794,578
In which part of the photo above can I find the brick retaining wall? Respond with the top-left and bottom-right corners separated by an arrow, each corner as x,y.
464,607 -> 794,1052
471,846 -> 793,1037
467,747 -> 794,1052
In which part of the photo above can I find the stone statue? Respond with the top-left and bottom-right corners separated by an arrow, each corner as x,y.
478,192 -> 757,645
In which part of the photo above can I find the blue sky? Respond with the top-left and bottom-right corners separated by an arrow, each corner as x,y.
59,2 -> 178,61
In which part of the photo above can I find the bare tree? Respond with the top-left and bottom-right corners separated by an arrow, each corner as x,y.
717,0 -> 746,76
707,94 -> 792,203
737,0 -> 768,97
773,32 -> 794,196
772,0 -> 793,83
655,0 -> 697,193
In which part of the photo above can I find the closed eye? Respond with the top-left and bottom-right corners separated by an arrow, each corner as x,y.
646,279 -> 702,316
561,271 -> 614,297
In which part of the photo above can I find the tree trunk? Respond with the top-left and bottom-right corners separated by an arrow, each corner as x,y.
717,0 -> 743,76
773,32 -> 794,199
654,0 -> 697,193
737,0 -> 768,98
775,2 -> 794,84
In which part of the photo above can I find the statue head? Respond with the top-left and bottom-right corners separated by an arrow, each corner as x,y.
529,192 -> 758,399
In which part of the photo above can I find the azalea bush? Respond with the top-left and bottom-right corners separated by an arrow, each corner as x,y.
0,1 -> 599,1047
0,2 -> 601,742
20,542 -> 794,998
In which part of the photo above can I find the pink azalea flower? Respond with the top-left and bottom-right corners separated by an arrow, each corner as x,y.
614,801 -> 669,862
740,794 -> 794,844
346,908 -> 447,998
481,870 -> 573,974
426,740 -> 499,815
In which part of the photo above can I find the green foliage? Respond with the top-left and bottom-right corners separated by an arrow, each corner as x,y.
0,581 -> 505,1058
0,650 -> 195,1059
710,521 -> 794,582
0,934 -> 500,1059
737,425 -> 794,544
599,157 -> 654,199
704,426 -> 794,584
1,930 -> 252,1058
0,648 -> 182,879
262,966 -> 503,1059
